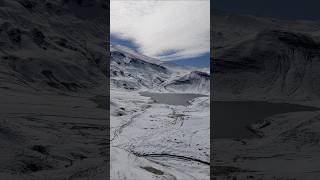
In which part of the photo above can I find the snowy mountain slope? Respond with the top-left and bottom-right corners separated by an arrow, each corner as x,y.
212,10 -> 320,50
163,71 -> 210,94
110,46 -> 171,90
0,0 -> 108,93
110,45 -> 210,94
213,11 -> 320,100
111,45 -> 160,64
0,0 -> 108,179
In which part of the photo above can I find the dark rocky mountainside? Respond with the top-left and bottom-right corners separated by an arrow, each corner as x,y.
212,11 -> 320,100
0,0 -> 108,93
0,1 -> 108,179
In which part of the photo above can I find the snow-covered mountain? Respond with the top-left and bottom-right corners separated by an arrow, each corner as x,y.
0,1 -> 210,179
212,10 -> 320,180
163,71 -> 210,94
110,46 -> 210,180
0,0 -> 108,179
110,45 -> 171,90
110,45 -> 210,94
213,10 -> 320,100
0,0 -> 108,93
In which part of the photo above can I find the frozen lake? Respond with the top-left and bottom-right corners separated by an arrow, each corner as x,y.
212,101 -> 320,139
140,92 -> 207,106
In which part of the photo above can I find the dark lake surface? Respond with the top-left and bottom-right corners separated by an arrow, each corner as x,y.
140,92 -> 207,106
212,101 -> 320,139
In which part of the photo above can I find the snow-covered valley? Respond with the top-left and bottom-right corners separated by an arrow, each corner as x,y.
0,0 -> 210,179
110,45 -> 210,180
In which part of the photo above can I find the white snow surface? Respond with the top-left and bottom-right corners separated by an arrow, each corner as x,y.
110,89 -> 210,180
110,47 -> 210,179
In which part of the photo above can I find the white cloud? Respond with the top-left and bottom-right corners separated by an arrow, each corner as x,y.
111,0 -> 210,61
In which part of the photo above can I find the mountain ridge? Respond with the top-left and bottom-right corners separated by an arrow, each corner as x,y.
213,11 -> 320,100
110,44 -> 210,94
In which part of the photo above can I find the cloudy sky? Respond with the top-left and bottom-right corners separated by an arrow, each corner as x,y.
110,0 -> 210,67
